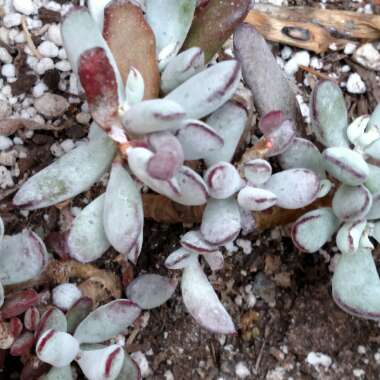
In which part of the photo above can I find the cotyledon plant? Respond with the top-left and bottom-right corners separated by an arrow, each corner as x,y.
280,79 -> 380,320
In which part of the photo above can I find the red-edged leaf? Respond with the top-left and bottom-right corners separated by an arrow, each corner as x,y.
1,290 -> 39,319
10,332 -> 35,356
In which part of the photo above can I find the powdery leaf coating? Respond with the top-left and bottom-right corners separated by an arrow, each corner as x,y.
116,353 -> 141,380
204,101 -> 248,166
181,259 -> 235,334
103,0 -> 159,99
291,208 -> 340,253
323,147 -> 369,186
104,162 -> 143,261
43,366 -> 74,380
263,169 -> 320,209
52,283 -> 82,311
336,220 -> 366,255
126,274 -> 177,310
146,0 -> 197,64
180,230 -> 219,254
125,67 -> 145,106
165,248 -> 196,270
279,137 -> 325,178
0,216 -> 3,242
176,119 -> 224,160
364,139 -> 380,160
66,297 -> 93,334
10,331 -> 35,357
365,164 -> 380,193
161,47 -> 205,94
68,195 -> 110,264
204,162 -> 242,199
332,184 -> 373,222
35,307 -> 68,340
1,289 -> 38,319
243,159 -> 272,186
36,330 -> 79,368
346,115 -> 370,146
13,136 -> 116,210
367,193 -> 380,220
203,250 -> 224,271
88,0 -> 112,28
0,230 -> 47,285
74,299 -> 141,344
122,99 -> 186,135
76,344 -> 125,380
310,80 -> 349,147
332,248 -> 380,320
201,198 -> 241,245
166,60 -> 241,120
24,306 -> 40,331
237,186 -> 277,212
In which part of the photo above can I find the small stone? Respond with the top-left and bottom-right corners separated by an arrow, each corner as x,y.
52,283 -> 82,310
344,42 -> 357,55
346,73 -> 366,94
306,352 -> 332,368
13,0 -> 36,15
3,14 -> 22,28
32,82 -> 48,98
0,101 -> 11,118
0,166 -> 14,189
47,24 -> 63,46
284,51 -> 310,76
76,112 -> 91,125
235,362 -> 251,379
281,46 -> 292,60
34,93 -> 69,118
38,41 -> 59,58
50,142 -> 64,157
35,58 -> 55,75
1,63 -> 16,78
0,137 -> 13,151
353,43 -> 380,71
60,139 -> 74,153
310,57 -> 323,70
0,150 -> 18,166
353,369 -> 365,378
0,48 -> 12,64
55,60 -> 71,72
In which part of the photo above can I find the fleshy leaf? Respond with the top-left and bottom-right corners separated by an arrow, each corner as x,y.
13,136 -> 116,209
10,317 -> 23,338
233,23 -> 302,124
88,0 -> 112,28
176,119 -> 224,160
336,221 -> 366,255
0,283 -> 3,309
203,250 -> 224,271
263,169 -> 320,209
204,162 -> 242,199
332,184 -> 372,221
0,216 -> 3,242
332,248 -> 380,320
0,230 -> 47,285
367,193 -> 380,220
35,307 -> 68,340
146,0 -> 197,66
126,274 -> 177,309
181,258 -> 235,334
24,306 -> 40,331
66,297 -> 93,334
122,99 -> 185,134
237,186 -> 277,211
204,101 -> 248,166
201,198 -> 241,245
104,162 -> 143,261
74,300 -> 141,344
161,47 -> 205,94
323,147 -> 369,186
116,353 -> 141,380
165,248 -> 197,270
183,0 -> 250,62
165,60 -> 241,119
10,332 -> 35,357
365,164 -> 380,193
180,230 -> 219,254
103,0 -> 159,99
243,159 -> 272,186
310,80 -> 349,147
43,366 -> 74,380
1,289 -> 38,319
279,137 -> 325,178
36,330 -> 79,368
76,345 -> 124,380
364,139 -> 380,160
291,208 -> 340,253
68,195 -> 110,264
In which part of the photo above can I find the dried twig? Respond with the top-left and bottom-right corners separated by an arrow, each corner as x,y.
0,118 -> 65,136
21,16 -> 43,59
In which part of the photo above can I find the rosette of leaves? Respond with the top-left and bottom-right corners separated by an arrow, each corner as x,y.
283,80 -> 380,320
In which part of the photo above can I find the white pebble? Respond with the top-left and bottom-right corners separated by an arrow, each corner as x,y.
58,48 -> 67,60
52,283 -> 82,310
346,73 -> 366,94
38,41 -> 59,58
34,93 -> 69,118
344,42 -> 357,55
3,14 -> 22,28
76,112 -> 91,125
60,139 -> 75,153
47,24 -> 63,46
0,136 -> 13,151
306,352 -> 332,368
236,239 -> 252,255
281,46 -> 292,60
341,65 -> 351,73
0,166 -> 14,189
50,142 -> 64,157
55,60 -> 71,72
310,57 -> 323,70
35,58 -> 55,75
14,31 -> 26,44
32,82 -> 48,98
235,362 -> 251,379
1,63 -> 15,78
13,137 -> 23,145
0,27 -> 9,45
26,18 -> 42,29
284,51 -> 310,76
0,47 -> 12,64
353,369 -> 365,378
13,0 -> 36,15
353,43 -> 380,71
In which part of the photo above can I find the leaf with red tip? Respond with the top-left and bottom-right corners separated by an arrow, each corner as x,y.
104,162 -> 143,260
35,307 -> 67,340
78,47 -> 120,132
147,132 -> 184,180
43,366 -> 74,380
180,230 -> 219,254
176,120 -> 224,160
201,198 -> 241,245
0,230 -> 47,285
204,100 -> 249,166
74,300 -> 141,343
103,0 -> 159,99
161,47 -> 205,94
183,0 -> 250,62
68,195 -> 110,264
1,289 -> 38,319
263,169 -> 320,209
204,162 -> 242,199
122,99 -> 186,135
336,220 -> 366,255
126,274 -> 177,310
66,297 -> 93,334
203,250 -> 224,271
243,159 -> 272,186
116,353 -> 141,380
10,332 -> 35,356
237,186 -> 277,211
333,248 -> 380,320
181,258 -> 235,333
166,60 -> 241,120
291,208 -> 340,253
9,317 -> 23,338
24,307 -> 40,331
165,248 -> 196,270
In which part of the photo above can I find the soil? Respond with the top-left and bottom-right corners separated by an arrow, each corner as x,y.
1,0 -> 380,379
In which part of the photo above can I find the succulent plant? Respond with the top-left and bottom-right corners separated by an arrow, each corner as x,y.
285,79 -> 380,320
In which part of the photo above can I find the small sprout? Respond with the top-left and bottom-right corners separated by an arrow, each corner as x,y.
52,283 -> 83,311
243,159 -> 272,186
180,230 -> 219,254
125,67 -> 145,106
164,248 -> 196,270
237,186 -> 277,211
336,220 -> 366,255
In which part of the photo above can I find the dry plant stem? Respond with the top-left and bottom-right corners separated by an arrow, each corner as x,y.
21,16 -> 43,59
245,6 -> 380,53
0,118 -> 65,136
299,65 -> 332,81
